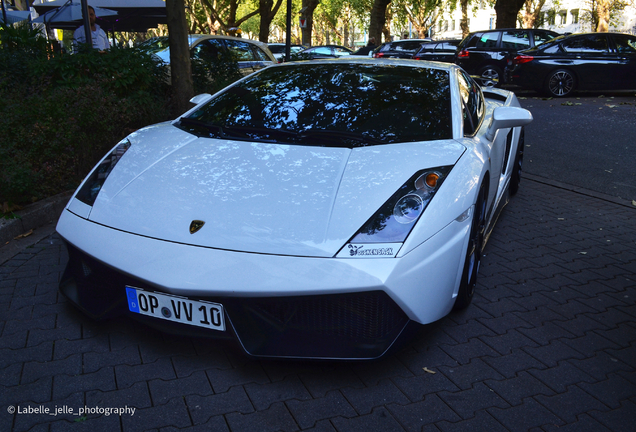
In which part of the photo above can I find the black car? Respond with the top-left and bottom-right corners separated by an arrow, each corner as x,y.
508,32 -> 636,97
372,39 -> 432,59
412,40 -> 462,63
455,28 -> 559,87
294,45 -> 353,60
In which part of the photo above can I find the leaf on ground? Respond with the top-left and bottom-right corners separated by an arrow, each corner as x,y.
423,367 -> 436,374
14,229 -> 33,240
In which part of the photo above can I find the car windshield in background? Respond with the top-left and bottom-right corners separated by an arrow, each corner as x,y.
179,64 -> 452,147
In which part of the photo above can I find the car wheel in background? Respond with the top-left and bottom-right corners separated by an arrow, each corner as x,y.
509,127 -> 524,196
545,69 -> 576,97
453,184 -> 487,310
478,66 -> 502,87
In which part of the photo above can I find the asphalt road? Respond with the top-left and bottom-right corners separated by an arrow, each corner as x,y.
516,91 -> 636,203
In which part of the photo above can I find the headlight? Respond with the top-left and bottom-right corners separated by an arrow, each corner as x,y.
336,166 -> 452,258
75,139 -> 131,206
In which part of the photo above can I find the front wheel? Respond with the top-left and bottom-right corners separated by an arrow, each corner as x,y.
453,185 -> 487,310
545,69 -> 576,97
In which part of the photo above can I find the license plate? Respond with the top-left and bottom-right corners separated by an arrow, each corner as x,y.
126,287 -> 225,332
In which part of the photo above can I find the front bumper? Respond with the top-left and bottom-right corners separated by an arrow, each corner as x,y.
57,207 -> 470,359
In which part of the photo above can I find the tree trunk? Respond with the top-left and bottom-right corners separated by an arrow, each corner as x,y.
595,0 -> 611,31
369,0 -> 391,44
494,0 -> 526,28
522,0 -> 546,28
301,0 -> 320,46
259,0 -> 285,42
166,0 -> 194,116
460,0 -> 469,37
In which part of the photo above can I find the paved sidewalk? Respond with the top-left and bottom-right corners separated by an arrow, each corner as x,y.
1,176 -> 635,432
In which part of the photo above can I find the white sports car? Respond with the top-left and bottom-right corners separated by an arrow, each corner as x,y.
57,58 -> 532,359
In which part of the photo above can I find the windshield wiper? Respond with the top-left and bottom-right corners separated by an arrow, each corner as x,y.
298,129 -> 386,147
178,117 -> 226,139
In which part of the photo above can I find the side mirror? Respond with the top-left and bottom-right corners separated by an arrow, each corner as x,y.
190,93 -> 213,105
485,106 -> 533,140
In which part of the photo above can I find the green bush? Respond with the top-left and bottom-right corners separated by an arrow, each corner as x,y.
0,24 -> 171,206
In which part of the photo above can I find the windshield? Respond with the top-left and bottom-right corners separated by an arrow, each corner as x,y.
179,63 -> 452,147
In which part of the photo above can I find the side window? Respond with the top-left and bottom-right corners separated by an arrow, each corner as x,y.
613,35 -> 636,54
334,47 -> 351,56
313,46 -> 332,55
251,46 -> 271,61
225,40 -> 256,61
475,32 -> 500,49
562,35 -> 609,54
458,71 -> 484,136
464,34 -> 482,49
534,31 -> 556,45
501,31 -> 530,50
192,39 -> 223,60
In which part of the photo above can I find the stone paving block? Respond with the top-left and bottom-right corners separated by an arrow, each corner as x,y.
226,401 -> 299,432
244,375 -> 312,411
517,322 -> 575,345
386,395 -> 461,432
21,353 -> 82,385
528,360 -> 596,393
442,319 -> 497,344
0,341 -> 53,369
331,407 -> 406,432
477,312 -> 534,336
52,367 -> 117,400
52,334 -> 110,360
438,358 -> 504,391
187,386 -> 254,424
171,351 -> 231,378
205,362 -> 269,393
487,397 -> 564,430
1,377 -> 53,406
50,415 -> 122,432
27,320 -> 83,347
578,373 -> 636,410
606,344 -> 636,368
299,367 -> 365,398
159,415 -> 230,432
12,392 -> 84,432
391,370 -> 459,402
149,370 -> 214,406
286,390 -> 357,429
438,338 -> 500,365
481,349 -> 547,379
347,356 -> 413,386
523,339 -> 588,368
434,410 -> 510,432
122,396 -> 191,431
480,329 -> 540,355
138,334 -> 197,363
535,385 -> 609,423
397,345 -> 458,376
540,413 -> 612,432
438,382 -> 509,418
561,331 -> 623,358
83,345 -> 142,374
340,379 -> 410,415
0,362 -> 22,387
552,314 -> 611,338
486,371 -> 555,406
588,398 -> 636,432
115,357 -> 176,390
86,381 -> 152,411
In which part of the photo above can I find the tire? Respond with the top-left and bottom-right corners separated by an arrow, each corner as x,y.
478,66 -> 502,88
545,69 -> 575,97
453,185 -> 487,310
509,127 -> 525,196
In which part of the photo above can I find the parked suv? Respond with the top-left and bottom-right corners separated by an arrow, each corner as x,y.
455,28 -> 559,87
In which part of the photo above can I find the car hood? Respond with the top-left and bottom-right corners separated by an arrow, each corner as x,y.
87,123 -> 465,257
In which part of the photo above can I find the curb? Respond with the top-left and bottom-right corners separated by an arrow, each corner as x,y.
0,191 -> 73,246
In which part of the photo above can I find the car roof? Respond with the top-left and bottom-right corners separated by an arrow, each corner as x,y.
188,34 -> 271,50
284,56 -> 456,71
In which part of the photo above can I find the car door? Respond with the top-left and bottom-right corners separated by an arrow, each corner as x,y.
560,34 -> 616,90
609,34 -> 636,90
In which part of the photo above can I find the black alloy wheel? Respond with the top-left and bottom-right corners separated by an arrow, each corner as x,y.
509,127 -> 525,196
453,184 -> 487,310
545,69 -> 575,97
